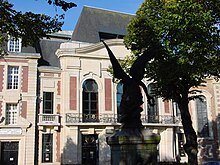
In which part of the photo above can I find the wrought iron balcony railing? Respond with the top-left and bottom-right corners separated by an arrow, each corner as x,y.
38,114 -> 60,126
65,113 -> 182,125
65,113 -> 118,123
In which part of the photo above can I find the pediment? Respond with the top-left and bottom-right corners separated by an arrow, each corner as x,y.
75,39 -> 130,59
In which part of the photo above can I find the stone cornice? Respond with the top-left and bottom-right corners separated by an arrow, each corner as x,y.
4,52 -> 41,59
56,39 -> 125,58
38,66 -> 61,73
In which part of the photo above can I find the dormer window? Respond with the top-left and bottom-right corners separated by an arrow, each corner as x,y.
7,37 -> 22,52
99,32 -> 124,41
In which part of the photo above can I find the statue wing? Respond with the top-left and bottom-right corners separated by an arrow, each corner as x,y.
102,41 -> 129,81
129,45 -> 160,81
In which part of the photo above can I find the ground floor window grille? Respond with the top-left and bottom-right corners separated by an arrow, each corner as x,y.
42,133 -> 53,163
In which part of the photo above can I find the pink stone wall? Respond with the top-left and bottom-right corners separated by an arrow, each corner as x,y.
105,78 -> 112,111
70,77 -> 77,110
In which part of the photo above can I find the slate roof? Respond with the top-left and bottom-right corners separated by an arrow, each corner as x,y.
37,31 -> 72,67
37,39 -> 63,67
5,7 -> 135,67
71,6 -> 134,43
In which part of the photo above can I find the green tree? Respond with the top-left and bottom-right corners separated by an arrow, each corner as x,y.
0,0 -> 76,51
124,0 -> 220,164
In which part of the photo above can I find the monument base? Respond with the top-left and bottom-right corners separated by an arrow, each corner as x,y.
107,128 -> 160,165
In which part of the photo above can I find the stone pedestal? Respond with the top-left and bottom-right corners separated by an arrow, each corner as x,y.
107,129 -> 160,165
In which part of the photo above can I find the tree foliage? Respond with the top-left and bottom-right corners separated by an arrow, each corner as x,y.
0,0 -> 76,50
124,0 -> 219,164
47,0 -> 76,11
124,0 -> 219,100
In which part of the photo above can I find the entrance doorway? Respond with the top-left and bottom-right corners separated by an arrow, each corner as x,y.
0,142 -> 19,165
82,134 -> 98,165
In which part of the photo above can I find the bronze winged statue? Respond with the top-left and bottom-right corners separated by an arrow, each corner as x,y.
102,41 -> 159,130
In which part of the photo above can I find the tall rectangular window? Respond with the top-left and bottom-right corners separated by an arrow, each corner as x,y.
117,82 -> 123,121
196,96 -> 209,137
7,66 -> 19,89
5,103 -> 18,125
147,83 -> 159,123
178,133 -> 185,157
42,133 -> 53,163
43,92 -> 54,114
7,37 -> 22,52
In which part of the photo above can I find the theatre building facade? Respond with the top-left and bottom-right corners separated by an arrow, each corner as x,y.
0,6 -> 219,165
37,39 -> 184,165
37,39 -> 220,165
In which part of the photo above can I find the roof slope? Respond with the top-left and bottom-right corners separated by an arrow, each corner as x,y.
38,31 -> 72,67
38,39 -> 63,67
71,6 -> 134,43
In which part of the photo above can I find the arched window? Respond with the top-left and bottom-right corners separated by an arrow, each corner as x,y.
147,83 -> 159,123
82,79 -> 98,122
196,96 -> 209,137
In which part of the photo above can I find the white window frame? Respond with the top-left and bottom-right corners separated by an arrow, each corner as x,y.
7,66 -> 19,90
5,103 -> 18,125
7,36 -> 22,52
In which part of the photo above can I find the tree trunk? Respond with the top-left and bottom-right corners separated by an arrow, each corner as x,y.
177,92 -> 198,165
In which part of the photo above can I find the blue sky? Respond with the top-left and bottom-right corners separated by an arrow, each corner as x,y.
9,0 -> 143,31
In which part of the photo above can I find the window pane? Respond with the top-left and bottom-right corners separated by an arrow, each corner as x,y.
43,92 -> 54,114
45,92 -> 52,100
117,83 -> 123,113
90,109 -> 97,114
45,102 -> 52,109
147,83 -> 159,123
7,66 -> 19,89
5,103 -> 17,125
91,93 -> 97,100
91,102 -> 97,109
83,79 -> 98,92
82,79 -> 98,121
8,37 -> 21,52
42,134 -> 53,163
83,92 -> 89,100
83,101 -> 89,110
196,96 -> 209,137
